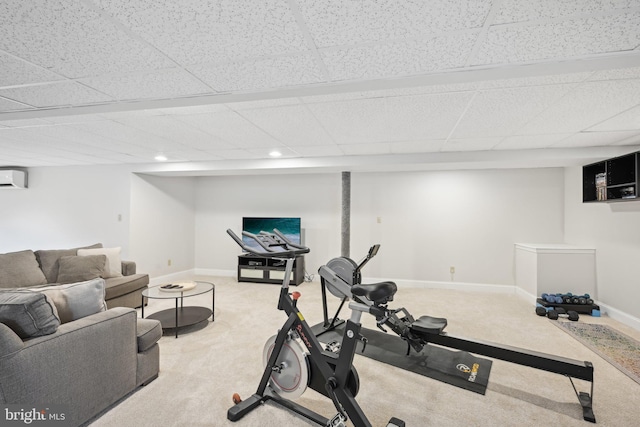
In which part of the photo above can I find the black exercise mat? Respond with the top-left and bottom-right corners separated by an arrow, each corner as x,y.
319,324 -> 493,395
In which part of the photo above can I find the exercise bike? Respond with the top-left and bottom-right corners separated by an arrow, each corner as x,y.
317,245 -> 597,423
226,229 -> 405,427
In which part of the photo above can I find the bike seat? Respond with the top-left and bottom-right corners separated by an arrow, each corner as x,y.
410,315 -> 448,335
351,281 -> 397,305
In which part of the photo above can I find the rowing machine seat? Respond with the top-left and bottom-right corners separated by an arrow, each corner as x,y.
351,281 -> 397,305
410,315 -> 448,335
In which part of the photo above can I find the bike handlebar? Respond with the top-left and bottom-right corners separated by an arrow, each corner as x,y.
226,228 -> 310,258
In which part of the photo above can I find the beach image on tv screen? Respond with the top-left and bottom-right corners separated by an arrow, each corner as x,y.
242,217 -> 301,250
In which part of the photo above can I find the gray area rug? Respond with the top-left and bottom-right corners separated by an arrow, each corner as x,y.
553,321 -> 640,385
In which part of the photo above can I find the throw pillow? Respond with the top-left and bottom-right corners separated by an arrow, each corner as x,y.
0,291 -> 60,339
0,250 -> 47,289
35,243 -> 103,284
34,278 -> 107,324
77,247 -> 122,278
56,255 -> 108,284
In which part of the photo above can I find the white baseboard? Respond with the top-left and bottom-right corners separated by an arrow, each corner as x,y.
382,278 -> 517,294
148,270 -> 640,332
194,268 -> 235,277
597,302 -> 640,331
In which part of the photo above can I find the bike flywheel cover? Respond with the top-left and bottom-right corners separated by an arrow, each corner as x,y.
262,334 -> 310,400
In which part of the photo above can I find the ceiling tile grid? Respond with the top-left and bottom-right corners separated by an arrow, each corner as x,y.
188,54 -> 325,92
94,0 -> 309,64
0,0 -> 174,78
0,0 -> 640,169
78,68 -> 216,101
0,82 -> 113,108
473,12 -> 640,65
296,0 -> 492,47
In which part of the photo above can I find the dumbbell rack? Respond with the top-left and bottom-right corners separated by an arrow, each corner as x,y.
536,298 -> 600,316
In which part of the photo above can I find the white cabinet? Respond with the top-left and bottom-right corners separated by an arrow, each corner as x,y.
515,243 -> 596,298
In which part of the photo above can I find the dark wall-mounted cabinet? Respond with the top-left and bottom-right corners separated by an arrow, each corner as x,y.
583,151 -> 639,203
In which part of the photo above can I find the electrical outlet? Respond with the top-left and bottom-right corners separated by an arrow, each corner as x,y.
450,266 -> 455,274
377,216 -> 382,224
167,259 -> 172,267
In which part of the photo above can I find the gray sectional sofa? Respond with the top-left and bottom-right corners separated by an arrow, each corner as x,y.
0,244 -> 149,309
0,245 -> 160,426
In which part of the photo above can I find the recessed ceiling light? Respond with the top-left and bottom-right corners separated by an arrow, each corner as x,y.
269,150 -> 282,158
154,154 -> 168,161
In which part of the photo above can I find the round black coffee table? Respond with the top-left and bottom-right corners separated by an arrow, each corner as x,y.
141,281 -> 214,338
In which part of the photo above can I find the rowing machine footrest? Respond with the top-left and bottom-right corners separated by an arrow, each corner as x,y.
387,416 -> 405,427
410,315 -> 448,335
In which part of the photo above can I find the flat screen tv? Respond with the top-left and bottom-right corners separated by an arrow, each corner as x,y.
242,217 -> 301,251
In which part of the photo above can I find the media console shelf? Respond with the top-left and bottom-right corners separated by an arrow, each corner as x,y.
583,150 -> 639,202
237,254 -> 305,286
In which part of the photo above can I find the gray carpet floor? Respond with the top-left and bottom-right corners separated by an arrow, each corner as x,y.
89,276 -> 640,426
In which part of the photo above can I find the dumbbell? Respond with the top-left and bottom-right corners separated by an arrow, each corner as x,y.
535,305 -> 579,321
548,307 -> 579,321
541,293 -> 562,304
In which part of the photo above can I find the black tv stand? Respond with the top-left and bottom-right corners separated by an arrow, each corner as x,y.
237,254 -> 305,286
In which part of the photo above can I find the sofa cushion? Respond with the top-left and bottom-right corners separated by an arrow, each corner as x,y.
0,250 -> 47,289
35,278 -> 107,324
0,291 -> 60,339
136,318 -> 162,352
78,247 -> 123,278
56,255 -> 108,284
104,274 -> 149,300
35,243 -> 103,284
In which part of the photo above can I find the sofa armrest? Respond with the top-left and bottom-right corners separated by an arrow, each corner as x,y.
0,322 -> 24,360
0,307 -> 138,422
121,260 -> 137,276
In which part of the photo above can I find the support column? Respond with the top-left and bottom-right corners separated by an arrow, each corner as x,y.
341,171 -> 351,258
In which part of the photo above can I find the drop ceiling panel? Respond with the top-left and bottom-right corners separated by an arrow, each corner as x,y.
494,0 -> 636,24
95,0 -> 308,64
0,82 -> 113,108
0,53 -> 64,86
189,54 -> 325,92
0,0 -> 173,78
494,133 -> 573,150
70,120 -> 176,149
518,79 -> 640,134
308,92 -> 474,144
79,68 -> 215,101
588,105 -> 640,131
474,12 -> 640,65
170,111 -> 279,148
552,130 -> 640,148
109,116 -> 217,151
390,140 -> 446,154
452,84 -> 579,138
441,137 -> 503,152
322,32 -> 480,81
297,0 -> 491,47
292,145 -> 343,157
340,142 -> 391,156
0,97 -> 32,112
237,105 -> 334,146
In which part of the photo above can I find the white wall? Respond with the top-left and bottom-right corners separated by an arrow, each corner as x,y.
0,165 -> 132,254
564,166 -> 640,321
196,168 -> 566,287
350,168 -> 565,285
129,174 -> 196,277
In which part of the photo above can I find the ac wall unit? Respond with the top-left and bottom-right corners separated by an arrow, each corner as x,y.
0,170 -> 27,189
